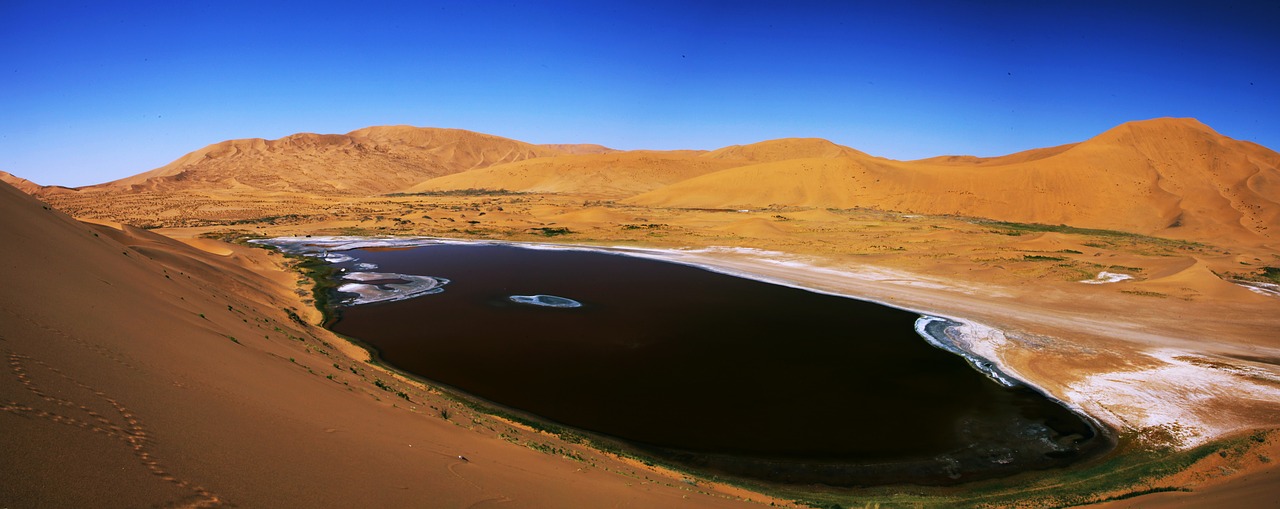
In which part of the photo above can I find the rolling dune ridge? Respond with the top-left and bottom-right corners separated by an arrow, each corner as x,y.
6,117 -> 1279,507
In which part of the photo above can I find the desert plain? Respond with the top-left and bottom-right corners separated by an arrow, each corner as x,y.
2,117 -> 1278,508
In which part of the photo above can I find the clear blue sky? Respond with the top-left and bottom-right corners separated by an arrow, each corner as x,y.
2,1 -> 1277,187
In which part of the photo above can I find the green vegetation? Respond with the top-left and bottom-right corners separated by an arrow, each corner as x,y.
198,229 -> 264,242
1261,266 -> 1280,284
1092,486 -> 1191,503
530,227 -> 574,237
286,253 -> 343,324
284,307 -> 307,326
1108,265 -> 1144,273
1024,254 -> 1067,261
977,220 -> 1204,248
520,440 -> 586,461
621,223 -> 668,230
223,214 -> 311,226
775,431 -> 1258,509
980,220 -> 1143,237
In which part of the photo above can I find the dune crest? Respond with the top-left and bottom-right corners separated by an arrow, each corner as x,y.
0,170 -> 42,194
17,117 -> 1278,247
629,118 -> 1280,246
86,126 -> 563,195
406,150 -> 744,197
702,137 -> 870,162
0,180 -> 772,507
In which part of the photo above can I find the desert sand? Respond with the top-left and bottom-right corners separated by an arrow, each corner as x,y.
4,117 -> 1279,507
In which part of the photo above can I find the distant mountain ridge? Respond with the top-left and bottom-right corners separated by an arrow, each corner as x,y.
14,118 -> 1279,245
93,126 -> 563,195
626,118 -> 1280,245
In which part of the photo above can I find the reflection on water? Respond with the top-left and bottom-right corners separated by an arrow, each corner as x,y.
314,242 -> 1107,486
508,294 -> 583,308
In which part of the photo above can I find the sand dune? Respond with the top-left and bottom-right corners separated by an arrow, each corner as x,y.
7,117 -> 1280,507
0,180 -> 770,508
701,137 -> 870,162
629,118 -> 1280,246
82,126 -> 564,195
538,143 -> 618,155
1133,258 -> 1261,299
910,142 -> 1077,166
626,156 -> 879,209
0,170 -> 41,194
18,117 -> 1274,247
405,150 -> 743,197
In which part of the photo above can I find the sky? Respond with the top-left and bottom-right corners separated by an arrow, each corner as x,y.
2,1 -> 1278,187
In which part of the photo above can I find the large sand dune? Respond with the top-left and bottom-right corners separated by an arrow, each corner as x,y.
0,180 -> 770,507
28,118 -> 1278,248
629,118 -> 1280,246
0,170 -> 41,194
90,126 -> 564,195
406,150 -> 741,197
7,117 -> 1280,507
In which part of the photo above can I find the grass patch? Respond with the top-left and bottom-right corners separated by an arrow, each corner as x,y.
980,220 -> 1143,237
621,223 -> 668,230
530,227 -> 574,237
1107,265 -> 1144,273
284,253 -> 344,324
975,220 -> 1204,248
1220,266 -> 1280,288
284,308 -> 308,326
223,213 -> 311,226
768,431 -> 1244,509
1024,255 -> 1067,261
1089,486 -> 1191,503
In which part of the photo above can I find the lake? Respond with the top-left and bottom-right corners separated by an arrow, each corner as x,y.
294,240 -> 1107,486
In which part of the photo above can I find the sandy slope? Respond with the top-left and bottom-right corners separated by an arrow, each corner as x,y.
628,118 -> 1280,247
0,170 -> 41,194
6,117 -> 1280,507
23,118 -> 1278,248
0,181 -> 774,508
537,143 -> 618,155
405,150 -> 741,197
700,137 -> 870,162
87,126 -> 564,195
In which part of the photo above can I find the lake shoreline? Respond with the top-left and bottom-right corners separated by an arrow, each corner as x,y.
258,235 -> 1116,487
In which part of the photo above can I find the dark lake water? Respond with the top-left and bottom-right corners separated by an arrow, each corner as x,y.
326,243 -> 1107,486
